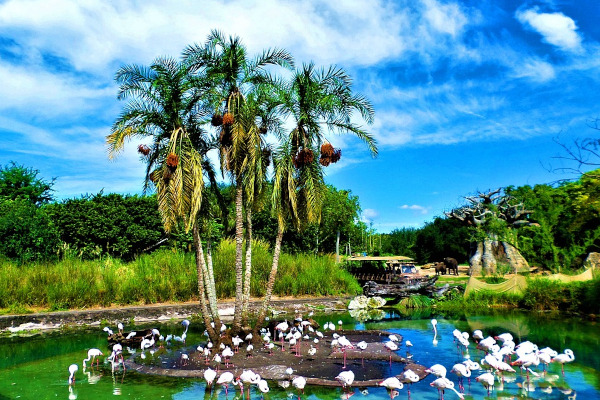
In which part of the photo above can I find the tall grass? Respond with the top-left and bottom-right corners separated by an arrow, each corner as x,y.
0,239 -> 360,312
434,276 -> 600,315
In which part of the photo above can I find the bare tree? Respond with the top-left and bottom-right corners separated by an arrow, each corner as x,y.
446,189 -> 533,275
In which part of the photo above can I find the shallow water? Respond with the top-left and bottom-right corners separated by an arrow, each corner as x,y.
1,310 -> 598,399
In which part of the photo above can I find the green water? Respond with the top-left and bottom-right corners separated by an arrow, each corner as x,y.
1,311 -> 599,399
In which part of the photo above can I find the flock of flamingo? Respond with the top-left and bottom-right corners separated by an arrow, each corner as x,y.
66,317 -> 576,399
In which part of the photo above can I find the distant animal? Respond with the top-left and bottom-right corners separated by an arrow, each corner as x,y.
443,257 -> 459,275
434,262 -> 446,276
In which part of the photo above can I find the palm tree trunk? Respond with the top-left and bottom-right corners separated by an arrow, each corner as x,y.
232,179 -> 244,333
242,208 -> 253,326
206,241 -> 220,323
193,224 -> 219,342
336,229 -> 341,263
255,224 -> 284,330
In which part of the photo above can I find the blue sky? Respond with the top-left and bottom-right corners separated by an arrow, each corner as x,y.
1,0 -> 599,233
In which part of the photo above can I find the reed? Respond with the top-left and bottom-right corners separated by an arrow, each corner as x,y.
0,240 -> 360,312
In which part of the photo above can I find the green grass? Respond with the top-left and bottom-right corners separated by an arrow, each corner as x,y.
434,276 -> 600,315
0,239 -> 360,312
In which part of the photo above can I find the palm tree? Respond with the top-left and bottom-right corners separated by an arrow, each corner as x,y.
183,30 -> 293,333
106,56 -> 219,341
255,63 -> 377,327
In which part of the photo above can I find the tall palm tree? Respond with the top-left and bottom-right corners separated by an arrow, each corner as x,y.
106,56 -> 219,341
255,63 -> 377,327
183,30 -> 293,333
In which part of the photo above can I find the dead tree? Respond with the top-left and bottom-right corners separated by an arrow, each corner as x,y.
446,189 -> 533,275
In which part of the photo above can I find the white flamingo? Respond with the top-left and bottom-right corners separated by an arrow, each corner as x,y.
379,377 -> 403,399
475,372 -> 495,396
552,349 -> 575,375
450,363 -> 471,392
336,370 -> 355,399
292,376 -> 307,400
384,341 -> 398,365
216,371 -> 235,396
402,369 -> 420,396
257,378 -> 269,398
68,364 -> 78,385
82,348 -> 103,367
425,364 -> 447,378
430,377 -> 464,400
431,319 -> 438,346
204,368 -> 217,387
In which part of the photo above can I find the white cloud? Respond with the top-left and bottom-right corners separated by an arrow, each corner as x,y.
422,0 -> 469,37
511,58 -> 556,82
361,208 -> 379,223
0,61 -> 113,117
516,8 -> 582,52
400,204 -> 430,215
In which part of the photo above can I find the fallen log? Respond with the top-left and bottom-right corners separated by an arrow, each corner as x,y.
362,277 -> 438,298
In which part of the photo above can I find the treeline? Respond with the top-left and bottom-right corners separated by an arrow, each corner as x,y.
380,169 -> 600,271
0,163 -> 368,262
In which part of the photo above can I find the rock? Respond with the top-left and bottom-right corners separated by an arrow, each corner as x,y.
585,252 -> 600,269
348,295 -> 386,310
367,296 -> 386,308
348,296 -> 369,309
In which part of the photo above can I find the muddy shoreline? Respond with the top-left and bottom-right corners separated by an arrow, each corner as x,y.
0,296 -> 350,332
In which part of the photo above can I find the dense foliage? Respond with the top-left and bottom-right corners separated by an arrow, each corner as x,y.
0,162 -> 369,262
0,242 -> 360,312
507,170 -> 600,270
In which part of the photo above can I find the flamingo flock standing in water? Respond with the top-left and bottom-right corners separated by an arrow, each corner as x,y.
63,315 -> 577,400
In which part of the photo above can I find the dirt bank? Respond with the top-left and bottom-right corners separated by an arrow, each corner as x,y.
0,296 -> 350,332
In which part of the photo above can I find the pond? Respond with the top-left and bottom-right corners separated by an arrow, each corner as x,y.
1,310 -> 599,399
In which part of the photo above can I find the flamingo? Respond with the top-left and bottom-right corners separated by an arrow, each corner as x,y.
246,344 -> 254,358
384,341 -> 398,365
425,364 -> 447,378
405,340 -> 413,358
552,349 -> 575,375
472,330 -> 483,343
356,341 -> 367,365
222,346 -> 234,368
266,342 -> 275,354
402,369 -> 420,396
257,378 -> 269,398
204,367 -> 217,388
379,377 -> 403,399
308,345 -> 317,358
338,336 -> 354,369
495,332 -> 513,344
110,344 -> 125,371
430,377 -> 464,400
82,348 -> 103,367
450,363 -> 471,392
217,371 -> 235,396
232,336 -> 243,353
103,326 -> 113,336
336,370 -> 355,399
475,372 -> 495,396
292,376 -> 307,400
431,319 -> 438,346
180,353 -> 189,366
213,353 -> 222,372
275,320 -> 289,350
511,351 -> 540,378
239,369 -> 259,398
117,322 -> 124,334
68,364 -> 78,385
